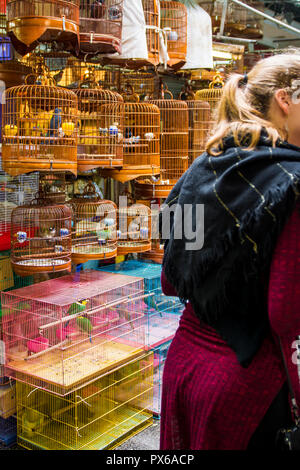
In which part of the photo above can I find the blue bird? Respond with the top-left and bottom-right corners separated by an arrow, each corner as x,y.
47,108 -> 62,138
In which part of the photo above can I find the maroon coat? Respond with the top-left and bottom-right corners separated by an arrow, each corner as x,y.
160,208 -> 300,450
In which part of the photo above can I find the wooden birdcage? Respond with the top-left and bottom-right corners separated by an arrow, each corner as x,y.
135,84 -> 188,199
39,172 -> 67,204
79,0 -> 124,58
102,87 -> 160,183
120,71 -> 155,101
0,0 -> 7,38
160,1 -> 187,70
2,63 -> 79,177
71,182 -> 117,264
195,70 -> 224,116
75,69 -> 124,172
179,85 -> 211,165
10,193 -> 72,276
7,0 -> 80,56
117,203 -> 151,255
142,0 -> 160,66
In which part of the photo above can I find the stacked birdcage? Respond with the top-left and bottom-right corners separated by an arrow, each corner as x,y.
79,0 -> 124,58
75,69 -> 124,172
102,85 -> 160,182
117,204 -> 151,255
135,84 -> 188,199
2,63 -> 79,177
160,0 -> 187,69
7,0 -> 80,56
39,172 -> 67,204
71,182 -> 117,264
195,70 -> 224,121
120,71 -> 155,101
10,192 -> 73,276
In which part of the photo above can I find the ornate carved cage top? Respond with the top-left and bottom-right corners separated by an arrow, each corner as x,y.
10,193 -> 72,276
2,64 -> 79,177
79,0 -> 124,58
70,181 -> 118,264
7,0 -> 80,56
74,69 -> 124,172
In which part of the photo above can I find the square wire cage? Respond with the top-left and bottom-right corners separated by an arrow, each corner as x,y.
16,352 -> 153,450
1,270 -> 147,395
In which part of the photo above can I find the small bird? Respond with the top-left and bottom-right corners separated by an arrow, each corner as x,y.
77,316 -> 93,343
47,108 -> 63,138
53,70 -> 64,85
91,0 -> 105,19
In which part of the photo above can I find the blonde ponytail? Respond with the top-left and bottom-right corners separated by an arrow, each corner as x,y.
206,50 -> 300,156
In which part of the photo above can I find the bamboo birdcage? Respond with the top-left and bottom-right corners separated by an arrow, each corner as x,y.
195,71 -> 224,118
0,0 -> 7,38
10,193 -> 72,276
135,84 -> 188,199
2,63 -> 79,177
39,172 -> 67,204
102,85 -> 160,183
7,0 -> 80,56
117,203 -> 151,255
160,1 -> 187,70
75,69 -> 124,172
79,0 -> 124,58
120,71 -> 155,101
71,182 -> 117,264
179,85 -> 211,165
142,0 -> 160,66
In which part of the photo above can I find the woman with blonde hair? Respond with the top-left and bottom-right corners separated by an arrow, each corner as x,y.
160,51 -> 300,450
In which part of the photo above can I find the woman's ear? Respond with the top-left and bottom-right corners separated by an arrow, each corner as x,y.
274,89 -> 291,116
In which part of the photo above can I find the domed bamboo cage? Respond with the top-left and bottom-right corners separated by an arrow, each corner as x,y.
75,68 -> 124,172
2,61 -> 79,177
79,0 -> 124,58
160,0 -> 187,70
120,71 -> 155,101
135,84 -> 188,199
10,192 -> 72,276
71,182 -> 117,264
102,84 -> 160,183
7,0 -> 80,56
179,84 -> 211,166
39,172 -> 67,204
117,203 -> 151,255
195,70 -> 224,116
199,0 -> 263,40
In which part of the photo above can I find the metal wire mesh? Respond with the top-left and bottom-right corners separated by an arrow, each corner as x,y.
71,182 -> 117,263
0,382 -> 16,419
75,73 -> 124,171
16,352 -> 153,450
7,0 -> 80,55
1,270 -> 148,395
117,204 -> 151,255
10,196 -> 73,276
79,0 -> 124,57
160,0 -> 187,68
2,69 -> 79,177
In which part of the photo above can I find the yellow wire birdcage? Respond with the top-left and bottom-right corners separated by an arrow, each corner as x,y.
135,83 -> 188,199
16,352 -> 153,450
195,70 -> 224,120
7,0 -> 80,56
75,68 -> 124,172
2,61 -> 79,177
79,0 -> 124,58
117,203 -> 151,255
102,85 -> 160,183
10,192 -> 72,277
160,0 -> 187,70
70,182 -> 118,264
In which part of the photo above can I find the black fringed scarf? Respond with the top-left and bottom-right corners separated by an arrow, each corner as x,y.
160,133 -> 300,367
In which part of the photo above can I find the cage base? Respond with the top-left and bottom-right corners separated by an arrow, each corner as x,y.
2,159 -> 77,178
141,248 -> 163,264
135,181 -> 175,199
11,259 -> 71,277
101,166 -> 160,184
79,33 -> 122,56
71,248 -> 117,265
77,159 -> 123,173
117,243 -> 152,256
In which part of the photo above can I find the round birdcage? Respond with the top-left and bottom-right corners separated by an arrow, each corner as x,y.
135,84 -> 188,199
195,71 -> 224,117
79,0 -> 124,58
11,193 -> 72,276
75,69 -> 124,172
117,203 -> 151,255
71,182 -> 117,264
39,172 -> 67,204
160,1 -> 187,70
120,71 -> 155,101
2,63 -> 79,177
7,0 -> 80,56
102,89 -> 160,183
